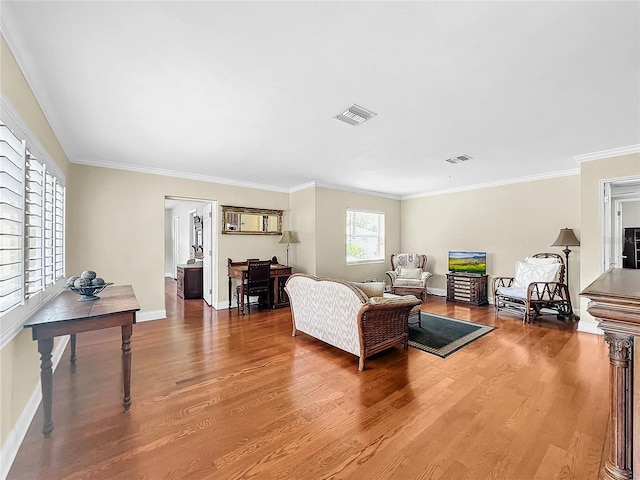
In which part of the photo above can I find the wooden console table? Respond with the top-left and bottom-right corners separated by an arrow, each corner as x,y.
227,257 -> 292,311
24,285 -> 139,437
446,273 -> 488,306
581,268 -> 640,480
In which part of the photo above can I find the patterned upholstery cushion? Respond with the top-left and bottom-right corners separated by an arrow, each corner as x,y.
393,253 -> 424,273
286,275 -> 364,357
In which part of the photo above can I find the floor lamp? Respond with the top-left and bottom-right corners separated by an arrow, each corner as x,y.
551,228 -> 580,316
279,231 -> 298,266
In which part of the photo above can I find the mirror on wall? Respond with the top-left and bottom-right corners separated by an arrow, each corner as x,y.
222,205 -> 283,235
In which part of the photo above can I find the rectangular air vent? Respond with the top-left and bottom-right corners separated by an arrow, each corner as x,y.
333,104 -> 377,126
444,154 -> 473,164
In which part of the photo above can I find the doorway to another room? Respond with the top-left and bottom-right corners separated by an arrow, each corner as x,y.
164,197 -> 218,307
602,176 -> 640,270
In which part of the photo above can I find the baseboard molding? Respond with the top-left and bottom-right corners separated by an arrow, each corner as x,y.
577,320 -> 604,335
0,336 -> 69,480
428,287 -> 446,297
135,309 -> 166,323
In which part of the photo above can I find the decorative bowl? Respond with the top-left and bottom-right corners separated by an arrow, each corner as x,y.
68,283 -> 113,301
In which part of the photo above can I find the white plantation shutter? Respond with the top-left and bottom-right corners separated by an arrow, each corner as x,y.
346,209 -> 385,264
25,154 -> 44,296
0,122 -> 65,318
54,182 -> 64,281
44,171 -> 55,286
0,124 -> 25,314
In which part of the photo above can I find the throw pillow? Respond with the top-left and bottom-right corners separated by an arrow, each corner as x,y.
513,261 -> 561,288
349,282 -> 385,298
525,256 -> 560,265
399,268 -> 422,279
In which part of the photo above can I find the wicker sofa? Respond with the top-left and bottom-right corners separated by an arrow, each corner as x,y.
285,274 -> 421,370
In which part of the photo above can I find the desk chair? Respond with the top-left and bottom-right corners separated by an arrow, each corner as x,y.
237,259 -> 272,315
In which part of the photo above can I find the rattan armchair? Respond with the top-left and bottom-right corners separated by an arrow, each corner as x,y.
492,253 -> 573,324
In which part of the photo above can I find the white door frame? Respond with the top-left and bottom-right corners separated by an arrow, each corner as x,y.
202,202 -> 218,306
601,176 -> 640,271
172,216 -> 180,279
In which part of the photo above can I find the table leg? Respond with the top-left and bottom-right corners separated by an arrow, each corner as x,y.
121,323 -> 133,411
37,337 -> 54,437
70,333 -> 77,364
228,276 -> 232,310
240,283 -> 245,315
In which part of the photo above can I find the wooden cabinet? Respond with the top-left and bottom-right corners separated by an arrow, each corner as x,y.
623,227 -> 640,269
581,268 -> 640,480
177,265 -> 203,299
446,273 -> 488,306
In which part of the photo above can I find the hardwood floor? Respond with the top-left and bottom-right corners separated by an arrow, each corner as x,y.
8,279 -> 609,479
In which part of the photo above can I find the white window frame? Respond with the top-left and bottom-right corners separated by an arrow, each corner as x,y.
1,101 -> 66,348
346,208 -> 385,265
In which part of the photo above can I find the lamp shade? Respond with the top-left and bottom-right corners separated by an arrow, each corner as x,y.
279,231 -> 297,244
551,228 -> 580,247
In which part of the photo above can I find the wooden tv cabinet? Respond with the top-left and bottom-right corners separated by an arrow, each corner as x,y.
446,272 -> 488,306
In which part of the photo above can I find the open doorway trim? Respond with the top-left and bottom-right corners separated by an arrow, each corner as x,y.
601,175 -> 640,272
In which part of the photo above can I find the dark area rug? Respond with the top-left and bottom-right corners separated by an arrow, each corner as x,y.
408,313 -> 495,358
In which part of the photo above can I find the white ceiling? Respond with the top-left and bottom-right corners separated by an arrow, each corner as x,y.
2,1 -> 639,198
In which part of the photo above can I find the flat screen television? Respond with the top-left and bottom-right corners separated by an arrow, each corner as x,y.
448,251 -> 487,275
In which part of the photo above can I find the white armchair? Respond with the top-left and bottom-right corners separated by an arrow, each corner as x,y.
385,253 -> 434,301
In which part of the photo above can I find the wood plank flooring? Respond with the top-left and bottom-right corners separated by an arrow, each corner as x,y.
8,279 -> 609,479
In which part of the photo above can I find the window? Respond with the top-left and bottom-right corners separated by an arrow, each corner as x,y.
346,209 -> 385,264
0,123 -> 65,319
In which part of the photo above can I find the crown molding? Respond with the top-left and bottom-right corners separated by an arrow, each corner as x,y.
71,158 -> 292,193
1,5 -> 71,170
402,168 -> 580,200
573,145 -> 640,163
1,96 -> 66,183
288,181 -> 400,200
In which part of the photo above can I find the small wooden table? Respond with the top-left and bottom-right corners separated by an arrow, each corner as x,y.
24,285 -> 139,437
227,257 -> 292,312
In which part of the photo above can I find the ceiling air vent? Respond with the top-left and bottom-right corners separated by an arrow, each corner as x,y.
444,154 -> 473,165
333,104 -> 377,126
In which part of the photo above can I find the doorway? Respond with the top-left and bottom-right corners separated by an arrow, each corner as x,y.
602,176 -> 640,270
164,196 -> 218,307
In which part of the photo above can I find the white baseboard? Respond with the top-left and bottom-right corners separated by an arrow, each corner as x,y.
427,287 -> 446,297
1,336 -> 69,480
577,320 -> 604,335
135,309 -> 166,323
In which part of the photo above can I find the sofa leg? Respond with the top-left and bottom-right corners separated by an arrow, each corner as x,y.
358,357 -> 365,371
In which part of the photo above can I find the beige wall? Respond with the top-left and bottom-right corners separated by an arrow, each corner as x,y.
67,165 -> 291,311
579,153 -> 640,326
313,187 -> 401,282
0,36 -> 71,454
290,187 -> 316,274
401,175 -> 582,303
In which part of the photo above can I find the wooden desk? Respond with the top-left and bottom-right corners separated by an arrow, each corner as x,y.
24,285 -> 139,437
581,268 -> 640,480
228,257 -> 292,312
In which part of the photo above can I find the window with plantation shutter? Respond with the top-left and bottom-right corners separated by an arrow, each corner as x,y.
0,124 -> 25,314
0,122 -> 65,322
346,208 -> 385,264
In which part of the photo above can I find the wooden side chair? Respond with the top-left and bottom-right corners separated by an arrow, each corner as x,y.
237,259 -> 272,315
